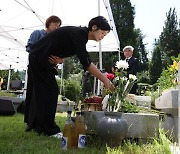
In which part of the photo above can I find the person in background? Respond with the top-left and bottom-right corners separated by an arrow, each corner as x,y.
123,45 -> 139,94
27,16 -> 115,138
26,15 -> 63,65
24,15 -> 64,131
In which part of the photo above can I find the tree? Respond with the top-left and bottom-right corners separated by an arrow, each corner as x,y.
102,52 -> 119,72
135,28 -> 148,71
0,69 -> 22,90
0,69 -> 21,83
149,46 -> 162,84
62,56 -> 82,79
159,8 -> 180,67
110,0 -> 136,51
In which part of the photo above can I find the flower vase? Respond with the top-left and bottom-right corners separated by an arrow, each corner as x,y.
97,112 -> 128,147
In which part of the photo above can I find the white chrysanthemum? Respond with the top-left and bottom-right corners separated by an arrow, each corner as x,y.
129,74 -> 137,81
116,60 -> 129,69
121,77 -> 127,81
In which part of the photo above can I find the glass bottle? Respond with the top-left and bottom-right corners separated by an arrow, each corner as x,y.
72,112 -> 86,148
78,111 -> 86,148
71,111 -> 81,148
62,111 -> 73,150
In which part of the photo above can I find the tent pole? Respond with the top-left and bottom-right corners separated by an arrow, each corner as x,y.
23,66 -> 28,98
7,65 -> 12,91
60,64 -> 64,95
97,41 -> 102,96
118,51 -> 121,60
93,76 -> 97,95
97,0 -> 102,96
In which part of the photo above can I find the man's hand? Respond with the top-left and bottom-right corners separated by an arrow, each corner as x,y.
48,55 -> 64,65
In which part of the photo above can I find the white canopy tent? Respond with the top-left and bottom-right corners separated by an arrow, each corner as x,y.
0,0 -> 120,69
0,0 -> 120,94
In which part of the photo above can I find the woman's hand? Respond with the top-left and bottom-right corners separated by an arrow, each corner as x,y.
48,55 -> 64,65
87,63 -> 115,92
104,80 -> 115,92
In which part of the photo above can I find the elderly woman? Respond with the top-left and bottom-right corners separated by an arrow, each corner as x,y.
24,15 -> 64,131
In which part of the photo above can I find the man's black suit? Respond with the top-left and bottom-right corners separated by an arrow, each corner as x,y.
126,57 -> 138,94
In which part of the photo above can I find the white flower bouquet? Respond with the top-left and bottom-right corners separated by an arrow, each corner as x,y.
103,60 -> 137,112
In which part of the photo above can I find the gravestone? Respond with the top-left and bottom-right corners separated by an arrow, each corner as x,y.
126,94 -> 151,109
155,88 -> 178,142
84,111 -> 159,142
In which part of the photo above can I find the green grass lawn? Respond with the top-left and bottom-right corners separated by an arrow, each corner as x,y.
0,113 -> 107,154
0,113 -> 172,154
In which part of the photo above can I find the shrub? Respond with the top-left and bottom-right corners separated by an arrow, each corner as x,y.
64,79 -> 81,102
157,55 -> 179,91
136,71 -> 150,84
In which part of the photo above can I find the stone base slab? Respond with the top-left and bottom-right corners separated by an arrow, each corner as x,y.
84,111 -> 159,139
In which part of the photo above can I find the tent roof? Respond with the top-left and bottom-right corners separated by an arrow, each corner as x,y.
0,0 -> 120,70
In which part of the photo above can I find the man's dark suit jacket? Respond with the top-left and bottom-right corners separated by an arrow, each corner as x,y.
126,57 -> 138,94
